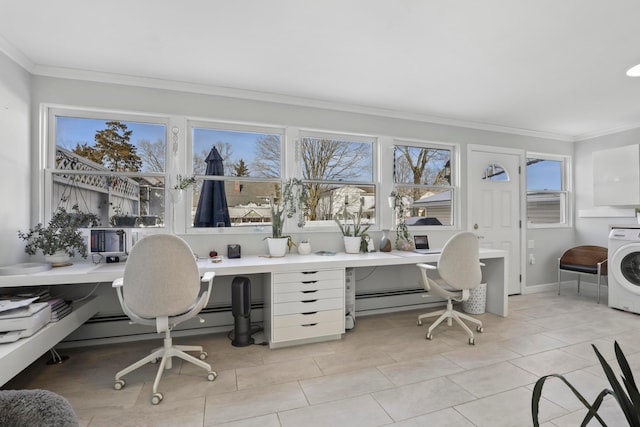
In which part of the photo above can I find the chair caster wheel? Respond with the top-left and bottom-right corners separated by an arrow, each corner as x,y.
426,333 -> 433,340
151,392 -> 163,405
207,371 -> 217,381
417,320 -> 422,326
150,358 -> 160,364
468,338 -> 475,345
114,379 -> 125,390
199,352 -> 208,360
476,326 -> 484,333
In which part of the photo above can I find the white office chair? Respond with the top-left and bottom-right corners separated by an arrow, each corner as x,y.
112,234 -> 216,405
416,232 -> 484,345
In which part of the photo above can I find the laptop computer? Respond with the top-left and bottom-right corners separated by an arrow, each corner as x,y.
413,235 -> 441,254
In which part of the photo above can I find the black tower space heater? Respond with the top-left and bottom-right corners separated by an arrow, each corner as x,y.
231,276 -> 254,347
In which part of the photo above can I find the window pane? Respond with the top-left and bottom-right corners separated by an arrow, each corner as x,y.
526,157 -> 565,225
56,116 -> 166,172
396,186 -> 452,226
301,136 -> 373,182
482,163 -> 509,181
394,146 -> 451,185
526,158 -> 561,190
52,169 -> 165,228
190,180 -> 275,227
192,128 -> 281,178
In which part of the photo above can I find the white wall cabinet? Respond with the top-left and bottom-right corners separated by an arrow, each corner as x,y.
266,268 -> 345,348
593,144 -> 640,206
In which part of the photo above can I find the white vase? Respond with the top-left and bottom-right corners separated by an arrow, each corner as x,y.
44,251 -> 70,266
267,237 -> 289,257
343,236 -> 362,254
298,241 -> 311,255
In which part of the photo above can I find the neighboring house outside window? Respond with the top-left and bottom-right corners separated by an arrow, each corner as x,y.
526,153 -> 570,227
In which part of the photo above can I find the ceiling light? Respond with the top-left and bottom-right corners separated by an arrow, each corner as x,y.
626,64 -> 640,77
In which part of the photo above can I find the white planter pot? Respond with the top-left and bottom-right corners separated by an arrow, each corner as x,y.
267,237 -> 289,257
343,236 -> 362,254
44,251 -> 70,266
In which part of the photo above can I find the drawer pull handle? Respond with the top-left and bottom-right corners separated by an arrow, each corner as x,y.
302,271 -> 319,275
302,280 -> 318,284
302,290 -> 318,294
302,323 -> 318,327
301,299 -> 318,303
301,311 -> 317,315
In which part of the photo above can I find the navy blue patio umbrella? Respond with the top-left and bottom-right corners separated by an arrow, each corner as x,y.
193,147 -> 231,227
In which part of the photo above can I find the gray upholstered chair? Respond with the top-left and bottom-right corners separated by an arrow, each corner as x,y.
0,389 -> 79,427
416,232 -> 484,345
112,234 -> 216,405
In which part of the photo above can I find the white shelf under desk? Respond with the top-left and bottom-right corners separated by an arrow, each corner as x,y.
0,296 -> 101,387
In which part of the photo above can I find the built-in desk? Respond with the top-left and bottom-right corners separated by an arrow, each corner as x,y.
0,248 -> 507,383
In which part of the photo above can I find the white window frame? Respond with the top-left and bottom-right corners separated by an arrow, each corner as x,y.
297,129 -> 378,232
182,119 -> 287,235
391,138 -> 458,229
42,105 -> 171,227
525,152 -> 572,228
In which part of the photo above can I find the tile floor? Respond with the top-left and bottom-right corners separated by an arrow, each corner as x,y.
5,288 -> 640,426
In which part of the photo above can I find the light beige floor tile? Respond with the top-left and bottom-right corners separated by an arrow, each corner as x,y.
313,349 -> 396,375
372,376 -> 475,421
392,407 -> 475,426
299,367 -> 393,404
510,348 -> 595,377
448,361 -> 538,397
279,394 -> 392,427
455,386 -> 567,427
236,357 -> 321,390
546,397 -> 627,426
441,344 -> 521,370
214,413 -> 281,427
499,333 -> 567,356
377,354 -> 464,386
203,381 -> 307,425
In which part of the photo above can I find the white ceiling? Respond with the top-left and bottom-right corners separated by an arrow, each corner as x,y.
2,0 -> 640,141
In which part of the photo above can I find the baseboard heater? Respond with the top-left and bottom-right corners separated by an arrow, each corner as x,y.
85,302 -> 264,323
355,288 -> 444,315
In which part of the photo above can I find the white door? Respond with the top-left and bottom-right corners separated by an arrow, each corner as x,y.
468,146 -> 522,295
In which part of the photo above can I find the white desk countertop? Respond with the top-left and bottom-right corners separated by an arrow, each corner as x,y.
0,248 -> 507,288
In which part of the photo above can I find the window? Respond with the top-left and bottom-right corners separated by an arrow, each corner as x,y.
393,142 -> 454,226
48,109 -> 168,228
299,131 -> 376,227
188,121 -> 284,229
526,154 -> 569,226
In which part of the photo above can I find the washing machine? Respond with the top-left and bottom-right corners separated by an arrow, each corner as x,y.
608,226 -> 640,314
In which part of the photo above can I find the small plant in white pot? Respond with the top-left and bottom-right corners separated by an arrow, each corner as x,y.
267,178 -> 309,257
335,196 -> 371,253
18,205 -> 101,265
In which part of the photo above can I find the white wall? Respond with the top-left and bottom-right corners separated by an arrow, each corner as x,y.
0,51 -> 31,266
575,128 -> 640,245
28,75 -> 576,288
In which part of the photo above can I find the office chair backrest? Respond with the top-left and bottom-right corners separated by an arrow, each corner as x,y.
438,232 -> 482,290
123,234 -> 201,318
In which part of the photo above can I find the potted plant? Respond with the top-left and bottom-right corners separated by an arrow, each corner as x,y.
267,178 -> 309,256
335,196 -> 371,253
390,191 -> 413,250
531,341 -> 640,426
109,204 -> 138,227
18,204 -> 101,265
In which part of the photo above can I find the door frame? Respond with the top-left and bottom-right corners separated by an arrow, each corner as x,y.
466,144 -> 526,294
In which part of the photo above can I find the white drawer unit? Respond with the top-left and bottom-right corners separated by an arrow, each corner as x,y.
266,268 -> 345,348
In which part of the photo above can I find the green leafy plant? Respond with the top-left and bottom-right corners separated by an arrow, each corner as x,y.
390,190 -> 412,250
173,174 -> 197,190
269,178 -> 309,249
335,196 -> 371,252
18,205 -> 101,258
531,341 -> 640,426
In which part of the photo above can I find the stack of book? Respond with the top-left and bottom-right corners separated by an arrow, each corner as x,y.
45,298 -> 72,322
